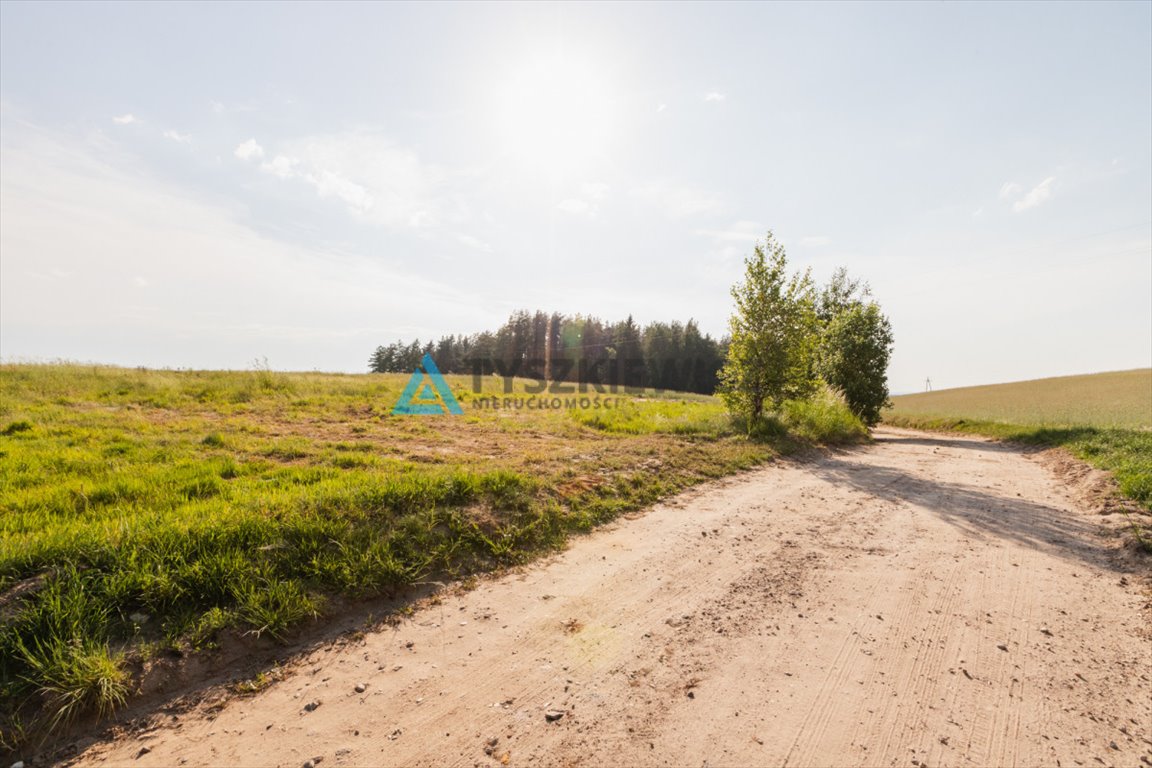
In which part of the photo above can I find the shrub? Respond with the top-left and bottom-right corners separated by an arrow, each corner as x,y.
780,388 -> 869,444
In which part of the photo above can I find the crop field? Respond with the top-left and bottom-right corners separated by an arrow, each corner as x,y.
887,369 -> 1151,429
0,363 -> 865,745
885,369 -> 1152,510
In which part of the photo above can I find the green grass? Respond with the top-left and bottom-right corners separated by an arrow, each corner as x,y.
14,639 -> 128,731
776,389 -> 871,444
0,363 -> 865,747
570,397 -> 733,435
885,369 -> 1152,512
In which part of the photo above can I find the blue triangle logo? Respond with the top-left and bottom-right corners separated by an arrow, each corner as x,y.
393,354 -> 464,415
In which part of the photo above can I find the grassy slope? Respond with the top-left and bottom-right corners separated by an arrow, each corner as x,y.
0,364 -> 865,746
885,369 -> 1152,510
889,369 -> 1151,429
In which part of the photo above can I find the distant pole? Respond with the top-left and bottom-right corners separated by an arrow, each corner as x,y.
925,377 -> 932,392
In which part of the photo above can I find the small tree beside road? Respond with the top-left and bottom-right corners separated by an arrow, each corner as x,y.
719,232 -> 819,432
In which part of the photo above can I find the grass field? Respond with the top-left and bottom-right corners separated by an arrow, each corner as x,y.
885,369 -> 1152,511
0,363 -> 865,747
888,369 -> 1151,429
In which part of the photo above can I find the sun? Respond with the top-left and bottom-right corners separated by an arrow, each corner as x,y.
492,50 -> 616,181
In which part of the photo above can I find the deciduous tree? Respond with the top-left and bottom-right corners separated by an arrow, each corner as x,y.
719,232 -> 819,431
817,300 -> 894,426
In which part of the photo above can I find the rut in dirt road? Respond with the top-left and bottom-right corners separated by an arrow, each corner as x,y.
68,428 -> 1151,768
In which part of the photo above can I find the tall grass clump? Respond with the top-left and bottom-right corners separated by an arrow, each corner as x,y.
746,388 -> 869,445
779,388 -> 870,444
15,639 -> 129,730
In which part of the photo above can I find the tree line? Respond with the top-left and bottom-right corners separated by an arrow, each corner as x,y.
369,311 -> 728,395
371,231 -> 894,424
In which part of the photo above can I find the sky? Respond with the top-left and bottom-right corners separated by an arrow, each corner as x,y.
1,1 -> 1149,393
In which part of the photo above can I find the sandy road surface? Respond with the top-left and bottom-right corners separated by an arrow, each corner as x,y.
70,428 -> 1151,768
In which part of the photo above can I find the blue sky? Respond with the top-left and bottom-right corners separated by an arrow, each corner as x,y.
1,1 -> 1149,392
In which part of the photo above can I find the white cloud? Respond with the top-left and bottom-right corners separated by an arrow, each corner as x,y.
1012,176 -> 1056,212
999,181 -> 1021,199
557,198 -> 591,215
162,130 -> 191,144
800,235 -> 830,247
581,181 -> 609,200
211,100 -> 256,115
694,220 -> 763,243
704,92 -> 726,102
456,234 -> 492,252
259,152 -> 374,212
24,267 -> 74,281
632,182 -> 723,218
693,220 -> 765,256
693,220 -> 764,267
260,154 -> 297,179
302,166 -> 374,213
112,114 -> 138,125
556,182 -> 609,217
0,126 -> 477,370
242,132 -> 445,228
234,138 -> 265,161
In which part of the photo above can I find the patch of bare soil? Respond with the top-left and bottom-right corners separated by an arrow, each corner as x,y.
54,428 -> 1152,768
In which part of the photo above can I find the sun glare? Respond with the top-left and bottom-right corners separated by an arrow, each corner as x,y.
493,50 -> 615,180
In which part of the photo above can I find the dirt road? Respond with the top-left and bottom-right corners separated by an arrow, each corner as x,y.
71,428 -> 1151,767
